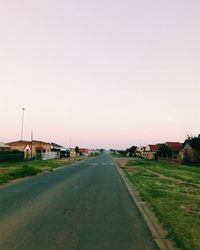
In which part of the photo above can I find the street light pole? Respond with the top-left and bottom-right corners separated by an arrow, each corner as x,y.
21,108 -> 25,141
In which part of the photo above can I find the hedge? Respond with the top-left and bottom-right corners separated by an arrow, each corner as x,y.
0,151 -> 24,162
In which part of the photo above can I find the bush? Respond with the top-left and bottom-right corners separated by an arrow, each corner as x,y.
0,151 -> 24,162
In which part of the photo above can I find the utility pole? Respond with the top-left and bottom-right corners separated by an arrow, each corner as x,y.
21,108 -> 25,141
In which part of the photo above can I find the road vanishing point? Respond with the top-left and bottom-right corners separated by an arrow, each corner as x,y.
0,154 -> 158,250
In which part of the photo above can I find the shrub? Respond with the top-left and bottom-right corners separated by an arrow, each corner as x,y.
0,151 -> 24,162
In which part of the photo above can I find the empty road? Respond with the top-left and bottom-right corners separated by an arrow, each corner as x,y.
0,154 -> 158,250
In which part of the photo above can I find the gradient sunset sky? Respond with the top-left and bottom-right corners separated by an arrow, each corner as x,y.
1,0 -> 200,149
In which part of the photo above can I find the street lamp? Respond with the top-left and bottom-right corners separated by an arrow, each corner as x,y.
21,108 -> 25,141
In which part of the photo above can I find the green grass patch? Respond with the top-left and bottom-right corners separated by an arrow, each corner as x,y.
0,164 -> 41,184
124,160 -> 200,250
0,158 -> 77,185
127,159 -> 200,184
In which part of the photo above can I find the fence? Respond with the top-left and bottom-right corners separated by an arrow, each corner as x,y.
42,152 -> 59,160
158,154 -> 181,163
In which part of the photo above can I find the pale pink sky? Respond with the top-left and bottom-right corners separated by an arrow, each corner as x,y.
0,0 -> 200,149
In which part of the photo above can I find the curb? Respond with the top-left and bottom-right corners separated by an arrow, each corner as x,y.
115,164 -> 178,250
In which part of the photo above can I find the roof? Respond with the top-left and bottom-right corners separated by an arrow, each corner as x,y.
79,148 -> 89,153
51,142 -> 64,148
51,142 -> 66,150
184,137 -> 200,150
166,142 -> 182,151
0,142 -> 10,148
7,140 -> 50,146
7,140 -> 30,146
148,144 -> 159,151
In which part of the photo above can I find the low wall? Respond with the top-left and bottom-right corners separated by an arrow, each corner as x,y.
42,152 -> 59,160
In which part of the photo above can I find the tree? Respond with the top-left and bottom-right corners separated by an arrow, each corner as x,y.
75,146 -> 80,155
66,149 -> 70,158
158,144 -> 172,158
186,134 -> 195,140
127,146 -> 137,157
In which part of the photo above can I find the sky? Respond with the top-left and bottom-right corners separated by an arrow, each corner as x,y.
0,0 -> 200,149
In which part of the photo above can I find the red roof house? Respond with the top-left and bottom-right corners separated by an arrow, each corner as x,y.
79,148 -> 90,155
165,142 -> 182,152
148,144 -> 160,151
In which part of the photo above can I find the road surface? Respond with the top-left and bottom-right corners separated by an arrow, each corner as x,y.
0,154 -> 158,250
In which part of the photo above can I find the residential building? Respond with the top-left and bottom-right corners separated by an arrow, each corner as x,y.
144,144 -> 159,159
0,142 -> 11,151
165,142 -> 182,152
69,148 -> 76,158
6,140 -> 52,159
51,143 -> 67,158
182,136 -> 200,163
79,148 -> 91,156
135,146 -> 146,158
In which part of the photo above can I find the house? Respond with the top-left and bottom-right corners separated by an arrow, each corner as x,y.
6,140 -> 52,160
144,144 -> 160,159
0,142 -> 11,151
165,142 -> 182,153
135,146 -> 146,158
145,144 -> 160,152
79,148 -> 91,156
182,136 -> 200,163
69,148 -> 76,158
51,143 -> 67,158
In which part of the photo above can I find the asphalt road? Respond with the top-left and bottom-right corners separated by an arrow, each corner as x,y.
0,154 -> 158,250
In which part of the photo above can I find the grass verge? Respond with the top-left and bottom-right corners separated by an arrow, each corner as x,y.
0,157 -> 84,185
127,159 -> 200,184
118,158 -> 200,250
